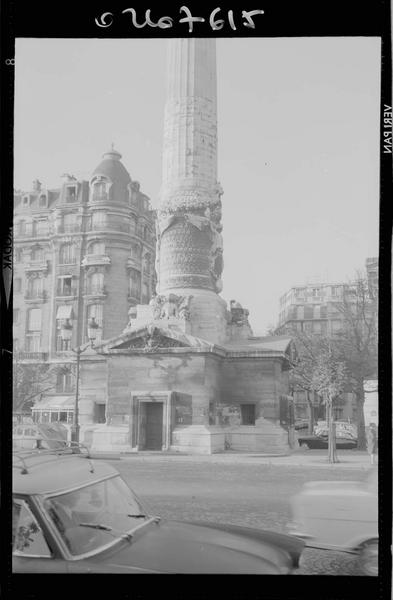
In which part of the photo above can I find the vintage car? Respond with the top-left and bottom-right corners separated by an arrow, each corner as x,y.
289,469 -> 378,575
13,447 -> 304,574
13,422 -> 68,451
296,434 -> 357,449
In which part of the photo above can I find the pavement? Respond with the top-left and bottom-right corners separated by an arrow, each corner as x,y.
90,448 -> 373,469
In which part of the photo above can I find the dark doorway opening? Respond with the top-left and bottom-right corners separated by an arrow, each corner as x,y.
241,403 -> 256,425
144,403 -> 163,450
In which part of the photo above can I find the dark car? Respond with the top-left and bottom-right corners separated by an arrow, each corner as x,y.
297,435 -> 357,450
13,447 -> 304,574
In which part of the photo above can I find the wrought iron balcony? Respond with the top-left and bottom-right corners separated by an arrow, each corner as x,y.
24,290 -> 47,300
85,285 -> 107,297
57,224 -> 80,234
15,351 -> 48,361
24,260 -> 49,273
56,287 -> 77,297
81,254 -> 111,268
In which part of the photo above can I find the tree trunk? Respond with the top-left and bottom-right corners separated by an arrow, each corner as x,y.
306,390 -> 314,434
356,386 -> 367,450
327,398 -> 338,463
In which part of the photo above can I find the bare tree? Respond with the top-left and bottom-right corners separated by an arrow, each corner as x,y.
309,342 -> 348,463
334,273 -> 378,450
13,358 -> 54,414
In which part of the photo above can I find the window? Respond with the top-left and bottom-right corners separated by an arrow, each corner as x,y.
65,186 -> 77,203
87,304 -> 103,341
39,194 -> 47,208
14,248 -> 22,262
88,241 -> 105,255
34,220 -> 48,236
59,243 -> 75,265
25,334 -> 41,352
57,277 -> 73,296
27,277 -> 44,298
27,308 -> 42,331
13,339 -> 19,352
304,306 -> 314,319
93,181 -> 107,197
13,499 -> 51,558
141,282 -> 149,304
31,246 -> 44,262
241,404 -> 256,426
88,272 -> 104,294
312,321 -> 322,334
320,305 -> 327,318
13,309 -> 20,323
14,278 -> 22,293
18,220 -> 26,235
22,196 -> 30,207
95,403 -> 106,424
92,212 -> 106,229
56,370 -> 73,393
129,268 -> 141,299
62,213 -> 77,233
311,288 -> 321,297
129,216 -> 136,235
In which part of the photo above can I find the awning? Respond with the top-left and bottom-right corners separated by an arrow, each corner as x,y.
56,305 -> 74,319
32,396 -> 75,411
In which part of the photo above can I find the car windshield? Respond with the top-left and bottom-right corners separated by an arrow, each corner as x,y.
43,475 -> 148,556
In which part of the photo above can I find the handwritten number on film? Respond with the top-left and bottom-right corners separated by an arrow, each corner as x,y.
95,7 -> 265,31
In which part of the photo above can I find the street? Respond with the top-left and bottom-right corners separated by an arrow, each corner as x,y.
108,452 -> 371,575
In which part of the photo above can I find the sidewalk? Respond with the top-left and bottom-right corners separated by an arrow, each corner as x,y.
93,448 -> 373,469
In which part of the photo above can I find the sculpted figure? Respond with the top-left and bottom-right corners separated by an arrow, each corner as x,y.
149,294 -> 164,320
160,293 -> 179,319
178,295 -> 193,321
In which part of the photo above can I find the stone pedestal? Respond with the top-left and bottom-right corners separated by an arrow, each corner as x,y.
170,425 -> 225,454
89,424 -> 134,453
225,418 -> 290,454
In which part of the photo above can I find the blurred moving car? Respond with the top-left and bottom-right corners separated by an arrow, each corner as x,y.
13,422 -> 68,451
13,447 -> 304,574
289,469 -> 378,575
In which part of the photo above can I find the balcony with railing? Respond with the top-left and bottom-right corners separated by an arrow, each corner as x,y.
15,351 -> 49,361
84,285 -> 107,297
24,259 -> 49,273
88,221 -> 130,234
56,287 -> 78,298
81,254 -> 111,268
24,290 -> 47,302
57,224 -> 80,234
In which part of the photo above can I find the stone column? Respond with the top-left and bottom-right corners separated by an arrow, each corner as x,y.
157,39 -> 227,345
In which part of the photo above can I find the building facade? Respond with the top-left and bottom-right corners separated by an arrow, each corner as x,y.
13,148 -> 156,424
276,258 -> 378,425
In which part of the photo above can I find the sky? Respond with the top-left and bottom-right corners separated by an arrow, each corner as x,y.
14,37 -> 381,334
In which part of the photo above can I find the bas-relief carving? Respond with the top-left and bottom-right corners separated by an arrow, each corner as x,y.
156,192 -> 224,293
149,293 -> 193,321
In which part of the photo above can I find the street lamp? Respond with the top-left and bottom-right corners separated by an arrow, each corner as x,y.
60,317 -> 100,444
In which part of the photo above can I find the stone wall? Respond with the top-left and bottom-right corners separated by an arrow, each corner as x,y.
105,352 -> 220,425
220,357 -> 286,421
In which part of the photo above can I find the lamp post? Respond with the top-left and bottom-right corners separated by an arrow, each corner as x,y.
60,317 -> 100,443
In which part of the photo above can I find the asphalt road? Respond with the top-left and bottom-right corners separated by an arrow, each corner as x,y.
108,455 -> 369,575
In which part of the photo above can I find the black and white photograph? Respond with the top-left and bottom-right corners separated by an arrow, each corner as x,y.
2,0 -> 391,596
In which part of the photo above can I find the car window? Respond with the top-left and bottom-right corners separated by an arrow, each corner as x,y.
43,476 -> 147,556
13,499 -> 51,557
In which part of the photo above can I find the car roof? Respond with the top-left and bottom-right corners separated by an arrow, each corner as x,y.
13,451 -> 118,496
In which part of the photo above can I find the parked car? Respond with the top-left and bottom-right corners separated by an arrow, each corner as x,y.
297,434 -> 357,449
13,422 -> 68,451
289,469 -> 378,575
13,447 -> 304,574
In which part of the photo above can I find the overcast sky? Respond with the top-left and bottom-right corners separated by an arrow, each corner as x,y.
14,37 -> 381,334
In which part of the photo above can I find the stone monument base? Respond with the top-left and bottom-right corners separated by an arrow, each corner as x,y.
89,424 -> 134,453
225,418 -> 290,454
170,425 -> 225,454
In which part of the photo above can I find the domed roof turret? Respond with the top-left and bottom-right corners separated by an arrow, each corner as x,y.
91,145 -> 131,204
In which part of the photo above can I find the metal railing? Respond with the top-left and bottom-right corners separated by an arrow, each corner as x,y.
56,287 -> 77,297
24,290 -> 47,300
15,352 -> 48,361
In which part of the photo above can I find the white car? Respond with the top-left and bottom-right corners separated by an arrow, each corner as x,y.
289,469 -> 378,575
